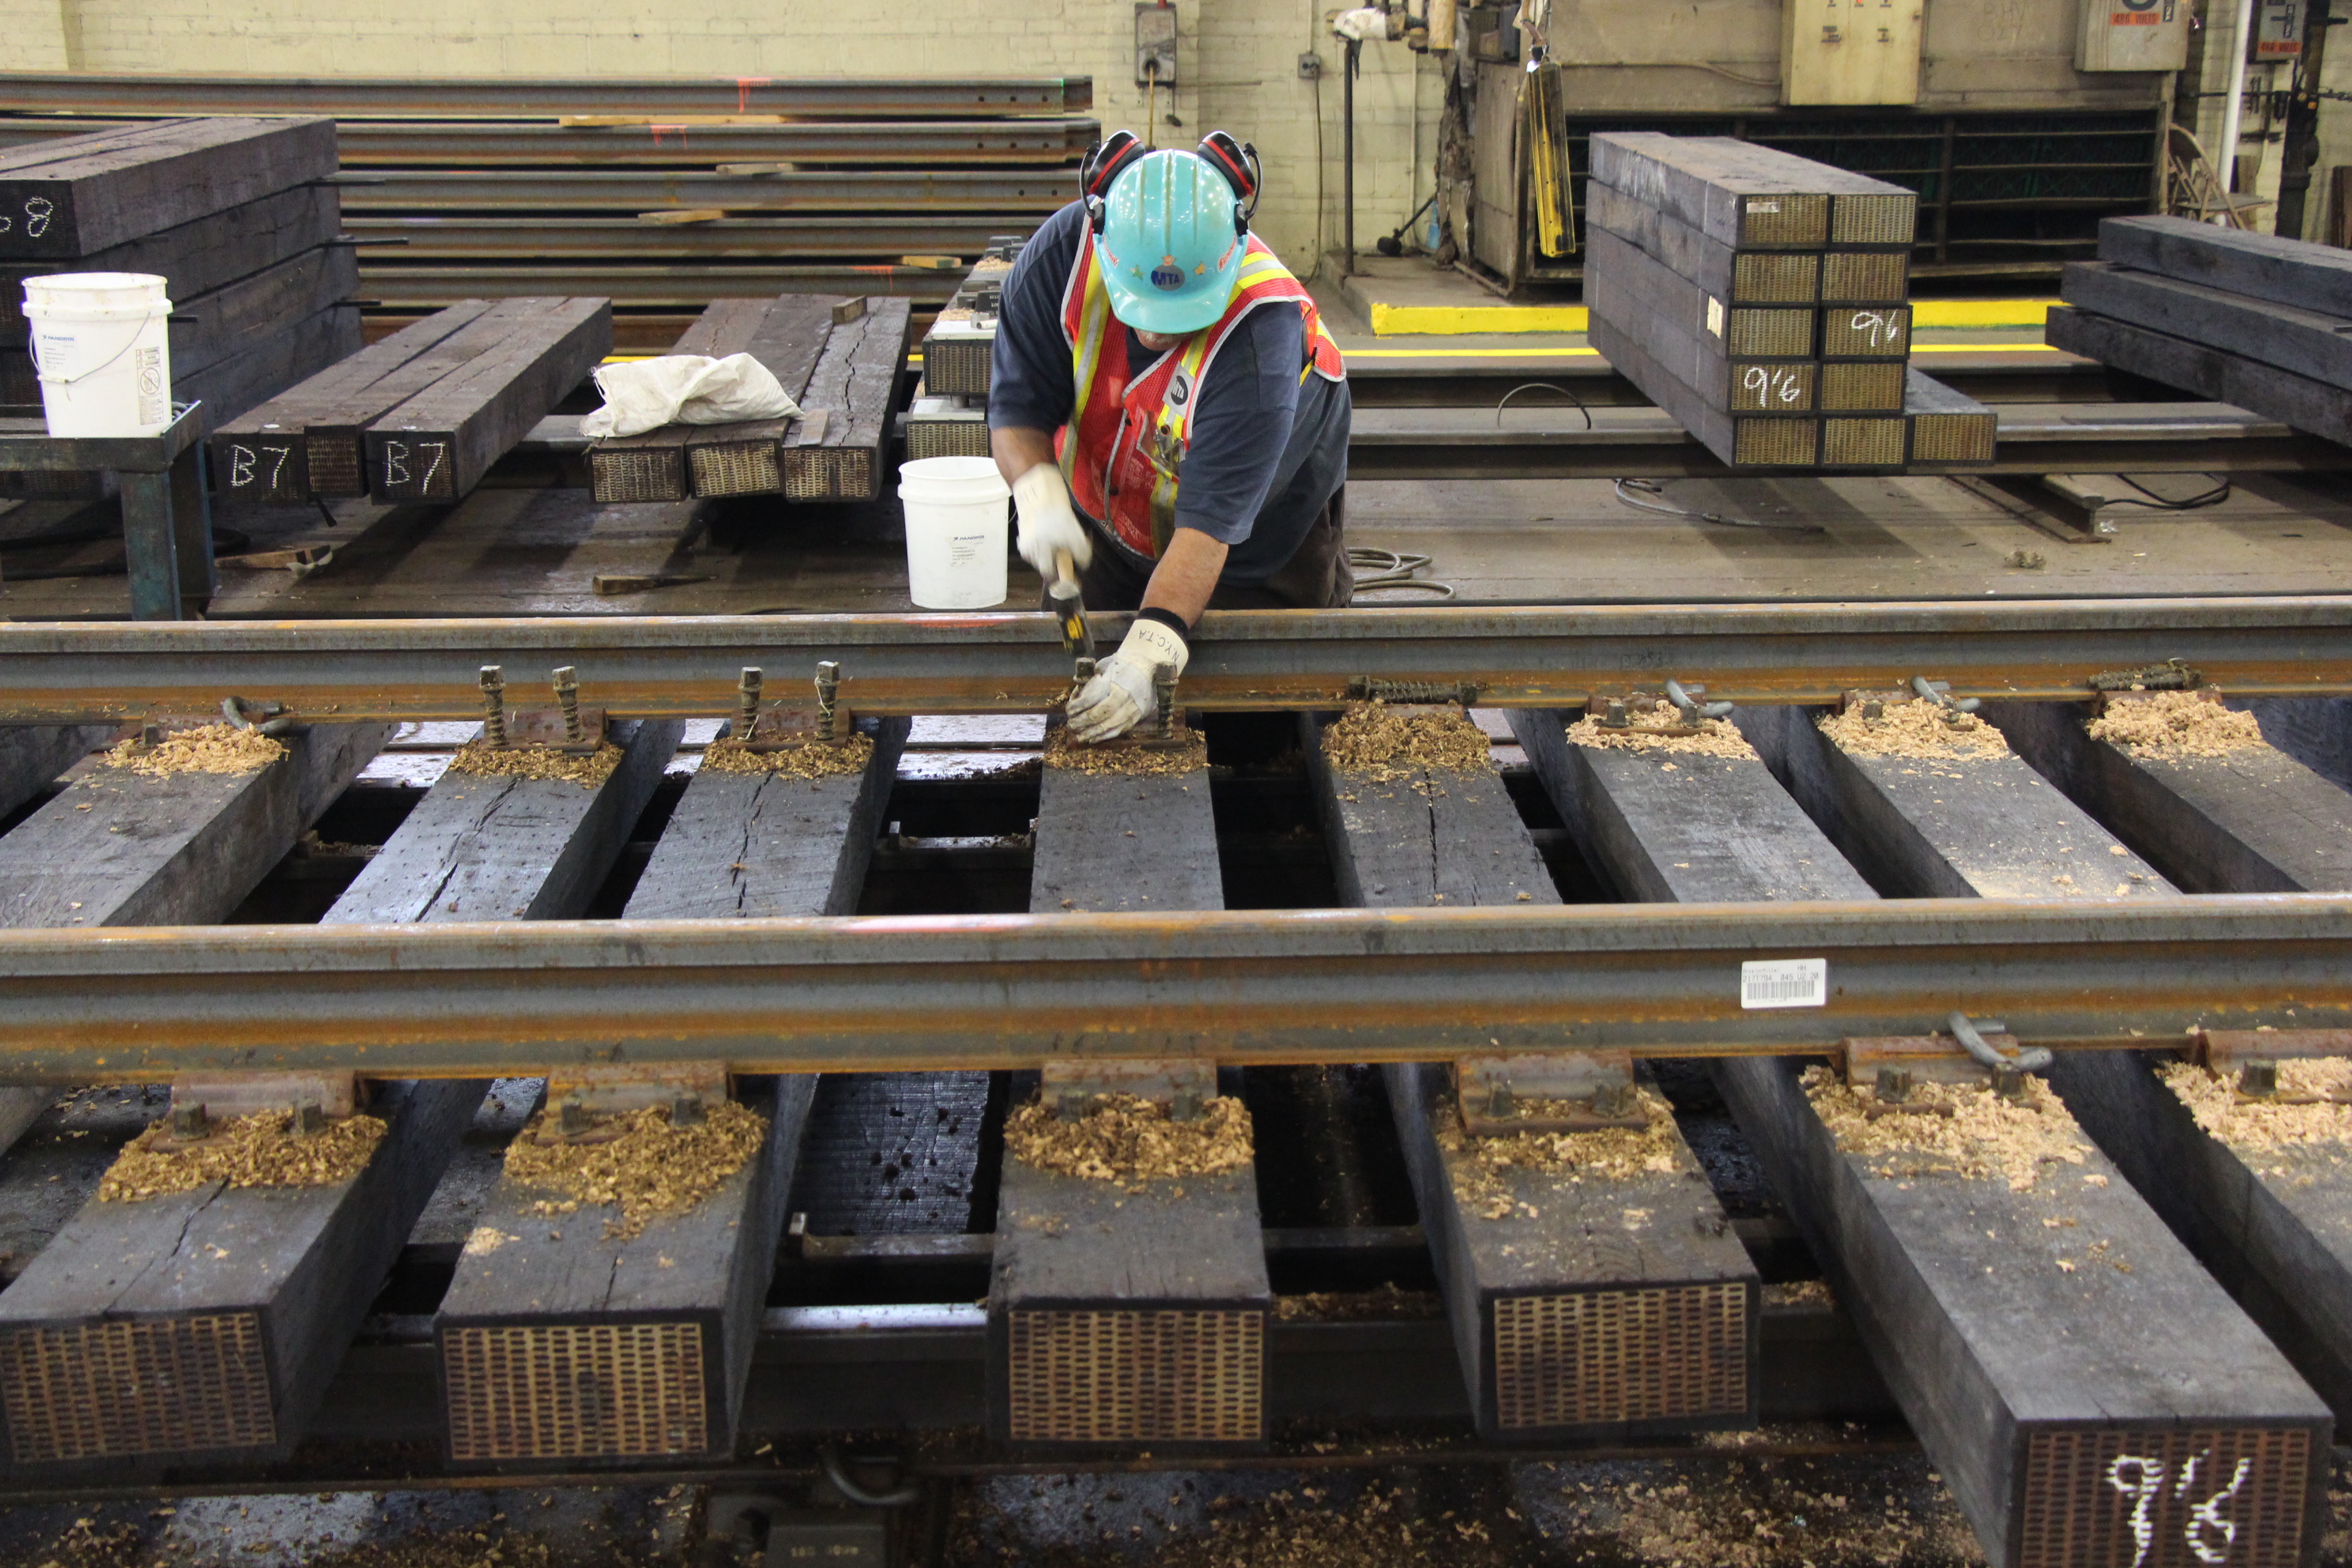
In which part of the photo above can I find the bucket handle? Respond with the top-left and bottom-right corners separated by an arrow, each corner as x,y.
29,310 -> 160,389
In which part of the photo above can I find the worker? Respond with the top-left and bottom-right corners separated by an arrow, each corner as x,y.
989,129 -> 1352,742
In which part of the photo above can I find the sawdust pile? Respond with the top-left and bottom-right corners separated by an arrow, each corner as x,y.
701,732 -> 875,778
1818,699 -> 2010,760
99,1111 -> 387,1200
1003,1093 -> 1253,1183
2163,1058 -> 2352,1153
1177,1484 -> 1514,1568
1275,1282 -> 1443,1322
1043,725 -> 1209,776
447,738 -> 623,788
1567,703 -> 1757,759
504,1100 -> 768,1238
1803,1065 -> 2089,1192
1763,1278 -> 1836,1309
1320,700 -> 1493,782
2088,690 -> 2266,757
1435,1088 -> 1684,1221
1557,1460 -> 1986,1568
100,722 -> 284,777
293,1539 -> 554,1568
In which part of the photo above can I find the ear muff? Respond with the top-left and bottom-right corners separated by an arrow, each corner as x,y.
1079,130 -> 1149,233
1196,131 -> 1261,235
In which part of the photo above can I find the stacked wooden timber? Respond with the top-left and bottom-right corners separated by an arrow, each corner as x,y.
1585,133 -> 1993,472
209,296 -> 610,506
0,74 -> 1094,338
2051,216 -> 2352,448
905,238 -> 1023,462
0,116 -> 353,497
587,293 -> 911,506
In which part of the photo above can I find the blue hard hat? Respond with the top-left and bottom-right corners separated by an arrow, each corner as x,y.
1090,148 -> 1246,336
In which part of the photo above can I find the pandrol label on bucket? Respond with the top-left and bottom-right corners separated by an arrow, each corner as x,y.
1742,958 -> 1826,1009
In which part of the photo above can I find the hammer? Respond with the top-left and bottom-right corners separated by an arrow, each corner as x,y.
1049,548 -> 1093,670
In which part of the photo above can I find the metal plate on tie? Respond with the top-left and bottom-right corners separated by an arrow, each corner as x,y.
1842,1033 -> 2020,1088
171,1072 -> 361,1120
504,706 -> 608,754
546,1061 -> 728,1114
740,706 -> 858,752
1041,1058 -> 1215,1117
1586,691 -> 1707,738
1455,1051 -> 1645,1135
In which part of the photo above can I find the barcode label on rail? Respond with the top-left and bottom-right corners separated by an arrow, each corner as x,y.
1742,958 -> 1827,1009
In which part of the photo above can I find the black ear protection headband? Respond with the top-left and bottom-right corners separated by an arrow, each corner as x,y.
1080,129 -> 1262,237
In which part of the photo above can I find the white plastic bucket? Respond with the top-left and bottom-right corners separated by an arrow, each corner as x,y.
898,455 -> 1011,609
22,272 -> 172,438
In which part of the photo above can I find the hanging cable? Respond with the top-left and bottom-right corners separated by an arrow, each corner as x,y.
1612,477 -> 1823,533
1348,546 -> 1455,598
2102,474 -> 2232,511
1496,380 -> 1592,431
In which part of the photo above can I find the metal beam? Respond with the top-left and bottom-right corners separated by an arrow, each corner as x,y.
0,72 -> 1096,118
3,600 -> 2351,723
0,897 -> 2341,1079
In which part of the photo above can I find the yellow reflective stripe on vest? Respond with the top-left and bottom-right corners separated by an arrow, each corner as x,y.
1062,255 -> 1120,494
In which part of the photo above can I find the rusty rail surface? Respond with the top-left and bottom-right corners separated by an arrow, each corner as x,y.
0,897 -> 2340,1079
3,598 -> 2350,723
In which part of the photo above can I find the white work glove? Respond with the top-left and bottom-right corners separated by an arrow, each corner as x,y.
1068,616 -> 1190,743
1012,464 -> 1092,578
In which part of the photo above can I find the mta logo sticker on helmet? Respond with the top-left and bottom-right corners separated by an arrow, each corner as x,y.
1150,256 -> 1186,291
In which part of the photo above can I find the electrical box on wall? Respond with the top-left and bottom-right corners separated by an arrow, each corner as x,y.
2076,0 -> 2190,71
2252,0 -> 2304,60
1134,2 -> 1177,88
1781,0 -> 1924,106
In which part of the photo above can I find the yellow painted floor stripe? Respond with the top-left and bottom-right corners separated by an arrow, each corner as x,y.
1365,297 -> 2063,336
1340,342 -> 2055,359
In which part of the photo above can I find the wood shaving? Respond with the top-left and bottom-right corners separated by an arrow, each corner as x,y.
1567,702 -> 1757,758
447,737 -> 623,788
1003,1092 -> 1252,1182
2162,1058 -> 2352,1153
2088,690 -> 2267,757
1320,700 -> 1492,781
504,1100 -> 768,1238
1803,1064 -> 2089,1192
702,733 -> 875,778
100,722 -> 284,777
1763,1278 -> 1836,1308
1043,725 -> 1209,776
1818,699 -> 2010,760
1435,1089 -> 1684,1219
99,1111 -> 387,1200
1274,1282 -> 1443,1321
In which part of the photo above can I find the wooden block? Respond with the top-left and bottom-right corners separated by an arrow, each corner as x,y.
1302,714 -> 1757,1440
165,242 -> 358,382
1586,178 -> 1822,306
365,296 -> 611,502
1587,263 -> 1820,418
1904,368 -> 1997,467
2241,697 -> 2352,794
990,740 -> 1269,1448
0,725 -> 111,820
0,116 -> 339,260
1588,226 -> 1816,363
0,182 -> 341,347
1985,700 -> 2352,896
2063,261 -> 2352,395
1588,316 -> 1819,472
0,722 -> 388,929
2045,305 -> 2352,447
432,719 -> 900,1468
2099,214 -> 2352,321
211,299 -> 497,502
1588,133 -> 1916,250
785,297 -> 913,503
1514,705 -> 2333,1568
1818,303 -> 1910,361
177,301 -> 363,437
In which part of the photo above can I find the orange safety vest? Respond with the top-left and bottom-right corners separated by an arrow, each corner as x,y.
1056,233 -> 1345,561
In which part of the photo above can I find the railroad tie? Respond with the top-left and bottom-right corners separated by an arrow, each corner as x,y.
1301,710 -> 1757,1441
433,715 -> 906,1469
1513,704 -> 2332,1568
0,719 -> 393,1474
1984,696 -> 2352,1433
988,724 -> 1271,1451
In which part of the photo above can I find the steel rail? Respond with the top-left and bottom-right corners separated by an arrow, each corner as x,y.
3,599 -> 2350,723
336,169 -> 1073,211
1345,403 -> 2352,478
0,71 -> 1095,118
0,898 -> 2338,1079
359,261 -> 958,308
0,116 -> 1099,165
